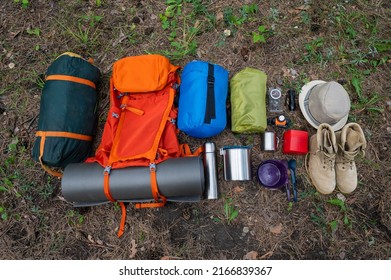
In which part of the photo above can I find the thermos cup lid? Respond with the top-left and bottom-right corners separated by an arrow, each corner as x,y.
204,142 -> 216,153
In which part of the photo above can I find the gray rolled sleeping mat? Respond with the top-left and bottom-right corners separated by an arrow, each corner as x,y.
61,156 -> 205,207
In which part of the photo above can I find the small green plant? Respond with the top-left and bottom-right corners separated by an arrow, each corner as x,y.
189,0 -> 207,17
373,39 -> 391,53
352,91 -> 383,114
66,209 -> 85,227
0,138 -> 20,193
327,198 -> 351,228
80,14 -> 103,28
347,68 -> 383,114
26,70 -> 45,90
14,0 -> 29,8
66,23 -> 100,47
39,176 -> 55,200
368,40 -> 390,68
158,0 -> 204,60
283,71 -> 310,94
348,48 -> 370,66
223,197 -> 239,224
0,184 -> 8,192
300,11 -> 310,25
224,4 -> 258,28
351,72 -> 363,100
302,37 -> 325,63
329,219 -> 339,235
159,0 -> 183,30
35,73 -> 45,89
127,24 -> 138,44
95,0 -> 101,7
0,206 -> 8,220
138,231 -> 146,243
332,8 -> 388,74
162,20 -> 201,60
27,27 -> 41,36
19,182 -> 36,201
252,25 -> 268,44
31,205 -> 42,214
310,203 -> 327,230
113,202 -> 122,211
345,25 -> 357,40
287,202 -> 293,212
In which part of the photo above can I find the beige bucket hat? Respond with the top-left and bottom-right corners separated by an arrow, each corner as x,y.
299,80 -> 351,131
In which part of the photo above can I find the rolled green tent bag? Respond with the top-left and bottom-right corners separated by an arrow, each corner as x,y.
32,52 -> 100,173
230,68 -> 267,133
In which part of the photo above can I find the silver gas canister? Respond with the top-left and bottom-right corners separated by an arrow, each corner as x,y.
203,142 -> 219,199
261,131 -> 278,151
220,146 -> 252,181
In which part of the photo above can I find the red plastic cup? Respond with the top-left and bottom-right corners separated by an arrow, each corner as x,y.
282,130 -> 308,155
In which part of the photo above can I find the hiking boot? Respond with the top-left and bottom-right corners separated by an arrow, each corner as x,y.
308,123 -> 338,194
335,123 -> 367,193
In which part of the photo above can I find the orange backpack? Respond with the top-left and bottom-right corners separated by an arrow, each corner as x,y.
87,55 -> 197,236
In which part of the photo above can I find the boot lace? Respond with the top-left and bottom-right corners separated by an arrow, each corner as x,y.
320,150 -> 336,170
304,149 -> 336,175
338,144 -> 366,170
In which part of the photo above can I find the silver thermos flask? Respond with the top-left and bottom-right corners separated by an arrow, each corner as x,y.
204,142 -> 219,199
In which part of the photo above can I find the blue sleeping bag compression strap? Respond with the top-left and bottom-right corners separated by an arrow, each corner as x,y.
204,63 -> 215,124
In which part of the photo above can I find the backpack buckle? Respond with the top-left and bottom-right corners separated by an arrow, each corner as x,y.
103,166 -> 112,175
149,163 -> 156,171
172,83 -> 179,90
207,76 -> 215,85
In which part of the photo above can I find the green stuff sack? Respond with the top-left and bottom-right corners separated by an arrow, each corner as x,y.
32,52 -> 100,176
230,68 -> 267,133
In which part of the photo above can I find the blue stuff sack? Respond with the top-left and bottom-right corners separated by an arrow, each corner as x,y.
178,60 -> 229,138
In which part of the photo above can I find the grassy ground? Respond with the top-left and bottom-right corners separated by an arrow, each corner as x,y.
0,0 -> 390,259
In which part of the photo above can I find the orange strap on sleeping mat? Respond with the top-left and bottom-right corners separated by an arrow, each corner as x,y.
102,164 -> 166,237
103,168 -> 115,202
135,163 -> 167,209
103,167 -> 126,238
118,202 -> 126,237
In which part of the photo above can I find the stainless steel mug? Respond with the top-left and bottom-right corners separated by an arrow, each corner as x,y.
203,142 -> 219,199
261,131 -> 278,151
220,146 -> 252,181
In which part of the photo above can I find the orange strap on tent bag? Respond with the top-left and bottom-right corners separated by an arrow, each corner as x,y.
36,131 -> 93,178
